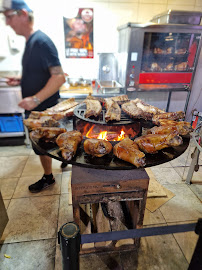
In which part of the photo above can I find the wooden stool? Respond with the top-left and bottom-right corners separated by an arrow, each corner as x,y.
71,165 -> 149,253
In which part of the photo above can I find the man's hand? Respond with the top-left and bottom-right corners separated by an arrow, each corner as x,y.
18,97 -> 38,111
6,77 -> 21,86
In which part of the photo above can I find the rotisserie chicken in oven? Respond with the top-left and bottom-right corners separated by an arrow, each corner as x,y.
113,138 -> 146,167
152,111 -> 185,125
56,131 -> 83,161
134,133 -> 183,154
84,138 -> 113,157
157,119 -> 192,136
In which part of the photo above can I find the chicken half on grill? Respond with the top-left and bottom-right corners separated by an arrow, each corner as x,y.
134,133 -> 183,154
122,98 -> 164,120
30,127 -> 66,142
145,125 -> 179,135
104,98 -> 121,122
157,119 -> 192,136
113,138 -> 146,167
24,117 -> 60,129
84,99 -> 102,118
56,131 -> 83,161
84,138 -> 113,157
152,111 -> 185,125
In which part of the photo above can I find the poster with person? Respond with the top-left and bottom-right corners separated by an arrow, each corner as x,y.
63,8 -> 94,58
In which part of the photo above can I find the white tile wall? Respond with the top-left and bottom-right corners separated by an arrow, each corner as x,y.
1,0 -> 202,78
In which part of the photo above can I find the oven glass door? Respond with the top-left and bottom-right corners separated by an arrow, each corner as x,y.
139,32 -> 201,84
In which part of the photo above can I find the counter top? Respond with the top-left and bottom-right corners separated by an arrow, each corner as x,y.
59,82 -> 125,99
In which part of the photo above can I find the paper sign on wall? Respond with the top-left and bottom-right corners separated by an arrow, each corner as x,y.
63,8 -> 94,58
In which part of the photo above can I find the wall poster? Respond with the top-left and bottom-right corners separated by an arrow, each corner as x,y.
63,8 -> 94,58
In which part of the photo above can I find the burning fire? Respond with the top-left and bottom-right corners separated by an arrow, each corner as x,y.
86,125 -> 127,141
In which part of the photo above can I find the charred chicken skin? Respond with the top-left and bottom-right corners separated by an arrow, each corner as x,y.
23,116 -> 60,129
122,98 -> 164,120
113,138 -> 146,167
157,119 -> 192,136
56,131 -> 83,161
145,125 -> 179,135
84,138 -> 113,157
152,111 -> 185,125
84,99 -> 102,118
105,100 -> 121,122
134,133 -> 183,154
30,127 -> 66,142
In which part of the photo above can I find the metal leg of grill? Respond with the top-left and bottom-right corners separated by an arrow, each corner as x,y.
188,218 -> 202,270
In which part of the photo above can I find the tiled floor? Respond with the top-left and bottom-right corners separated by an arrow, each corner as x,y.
0,142 -> 202,270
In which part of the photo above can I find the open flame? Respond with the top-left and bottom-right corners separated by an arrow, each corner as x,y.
86,125 -> 127,141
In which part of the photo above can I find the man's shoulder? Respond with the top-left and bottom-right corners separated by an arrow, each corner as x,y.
33,30 -> 53,44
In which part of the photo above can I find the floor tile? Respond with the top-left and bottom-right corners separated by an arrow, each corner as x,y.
0,239 -> 55,270
168,221 -> 199,263
55,239 -> 62,270
0,156 -> 28,178
189,184 -> 202,202
159,184 -> 202,222
150,167 -> 182,185
174,166 -> 202,182
124,234 -> 189,270
21,155 -> 62,177
0,145 -> 31,156
0,177 -> 19,199
80,252 -> 122,270
3,199 -> 10,209
61,171 -> 71,194
57,194 -> 73,231
143,208 -> 166,226
12,174 -> 62,198
170,146 -> 192,167
1,195 -> 60,243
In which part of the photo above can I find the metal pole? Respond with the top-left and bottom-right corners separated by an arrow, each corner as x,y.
188,218 -> 202,270
58,222 -> 81,270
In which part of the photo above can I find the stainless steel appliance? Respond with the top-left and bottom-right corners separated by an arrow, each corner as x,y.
0,85 -> 24,137
117,21 -> 202,111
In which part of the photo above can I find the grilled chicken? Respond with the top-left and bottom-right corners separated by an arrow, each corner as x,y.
46,98 -> 78,113
30,127 -> 66,142
157,119 -> 192,136
29,106 -> 77,120
84,99 -> 102,118
23,117 -> 60,129
152,111 -> 185,125
105,100 -> 121,122
134,133 -> 183,154
113,138 -> 146,167
122,98 -> 164,120
145,125 -> 179,135
84,138 -> 113,157
56,131 -> 83,161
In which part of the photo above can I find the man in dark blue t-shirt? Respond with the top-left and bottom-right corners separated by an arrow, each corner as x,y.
2,0 -> 66,193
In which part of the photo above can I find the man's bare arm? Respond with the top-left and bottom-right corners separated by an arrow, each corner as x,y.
18,66 -> 66,111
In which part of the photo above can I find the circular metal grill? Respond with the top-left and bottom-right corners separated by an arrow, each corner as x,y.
73,103 -> 135,126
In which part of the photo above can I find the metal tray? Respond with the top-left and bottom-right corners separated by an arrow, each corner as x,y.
97,80 -> 123,94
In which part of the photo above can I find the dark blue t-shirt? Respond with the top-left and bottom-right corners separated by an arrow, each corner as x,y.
21,30 -> 60,111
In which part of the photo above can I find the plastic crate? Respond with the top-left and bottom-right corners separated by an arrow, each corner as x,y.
0,115 -> 24,133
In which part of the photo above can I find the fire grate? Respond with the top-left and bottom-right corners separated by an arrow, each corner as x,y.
73,103 -> 135,126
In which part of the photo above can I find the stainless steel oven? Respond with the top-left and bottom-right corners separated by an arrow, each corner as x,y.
117,22 -> 202,112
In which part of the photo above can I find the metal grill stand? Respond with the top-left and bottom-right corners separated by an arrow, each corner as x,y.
186,122 -> 202,184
